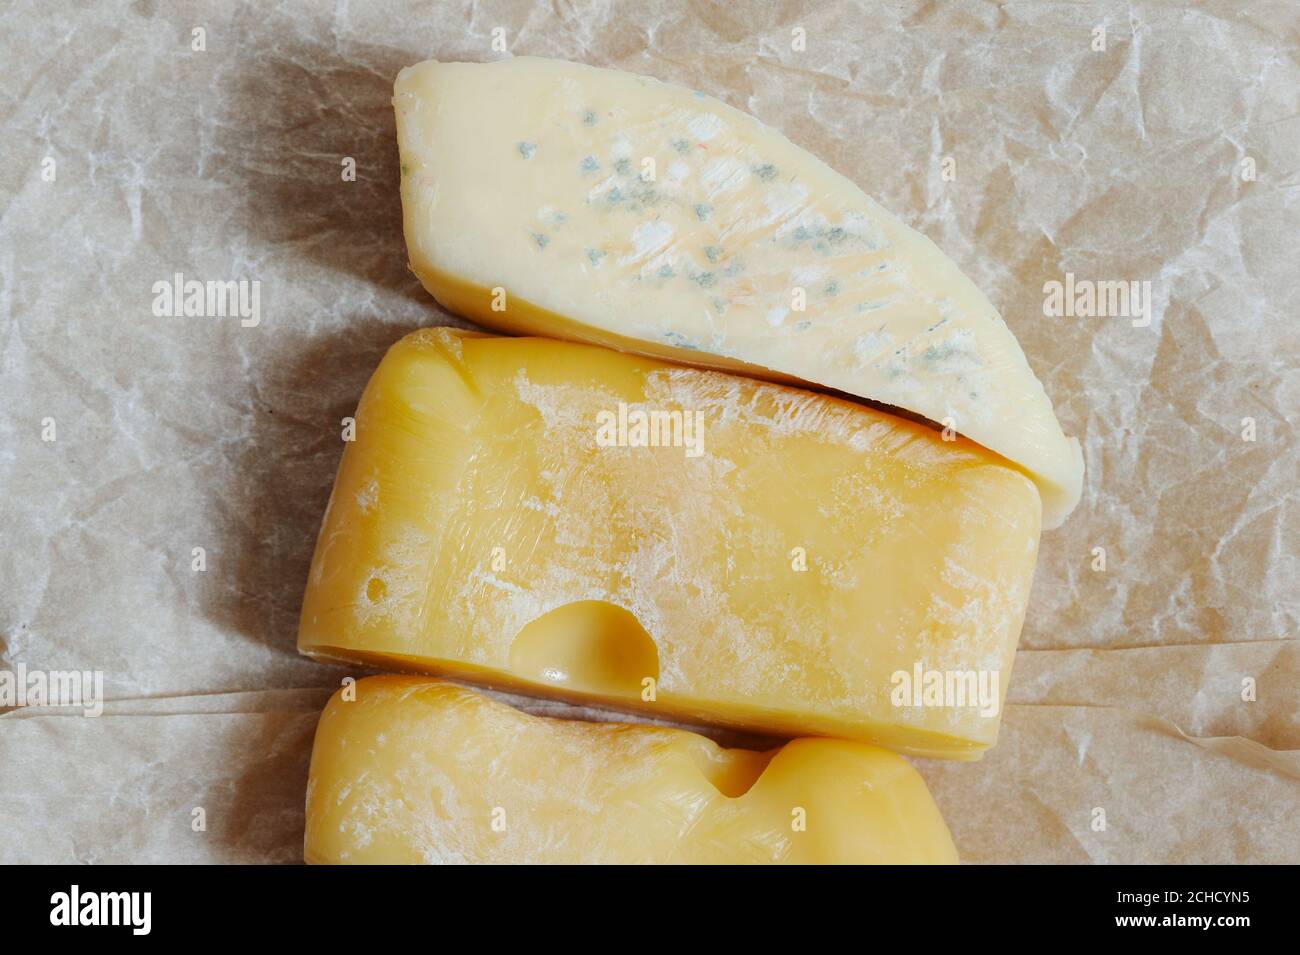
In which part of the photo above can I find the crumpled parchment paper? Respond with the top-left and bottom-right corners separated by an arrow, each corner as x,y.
2,0 -> 1296,863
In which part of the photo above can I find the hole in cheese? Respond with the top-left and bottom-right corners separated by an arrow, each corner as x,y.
686,741 -> 775,799
509,600 -> 659,699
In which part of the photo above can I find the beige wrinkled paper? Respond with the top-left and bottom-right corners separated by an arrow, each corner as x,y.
1,0 -> 1296,863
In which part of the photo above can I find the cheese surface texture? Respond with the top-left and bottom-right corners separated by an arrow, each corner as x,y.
394,56 -> 1083,527
305,676 -> 960,864
297,329 -> 1040,758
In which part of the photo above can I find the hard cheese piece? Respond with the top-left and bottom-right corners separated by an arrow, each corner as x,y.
393,56 -> 1083,528
305,676 -> 959,864
298,328 -> 1041,758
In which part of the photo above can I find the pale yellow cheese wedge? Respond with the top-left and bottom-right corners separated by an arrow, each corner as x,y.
305,676 -> 959,864
298,328 -> 1040,758
393,56 -> 1083,527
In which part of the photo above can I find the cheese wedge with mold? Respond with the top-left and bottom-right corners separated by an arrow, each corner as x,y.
393,56 -> 1083,527
297,328 -> 1040,759
304,676 -> 960,864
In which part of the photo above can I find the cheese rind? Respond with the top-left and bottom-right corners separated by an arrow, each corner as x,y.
304,676 -> 960,864
393,56 -> 1083,527
297,328 -> 1041,758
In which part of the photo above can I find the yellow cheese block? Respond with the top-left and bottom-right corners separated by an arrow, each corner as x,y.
304,676 -> 960,864
394,56 -> 1083,528
298,328 -> 1040,758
